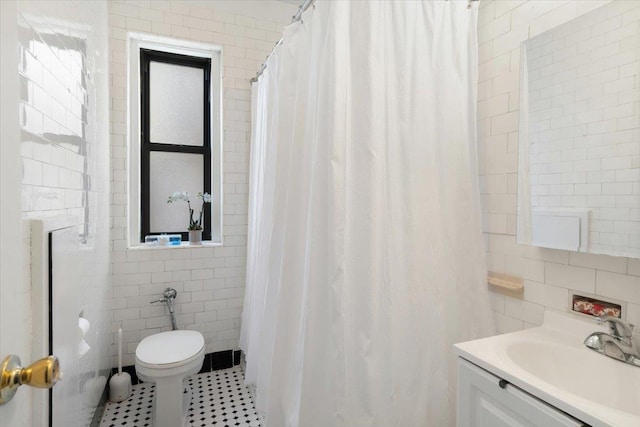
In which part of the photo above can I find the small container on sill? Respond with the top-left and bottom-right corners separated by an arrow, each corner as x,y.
145,234 -> 182,246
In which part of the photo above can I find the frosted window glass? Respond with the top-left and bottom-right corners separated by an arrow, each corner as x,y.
149,61 -> 204,146
149,152 -> 204,233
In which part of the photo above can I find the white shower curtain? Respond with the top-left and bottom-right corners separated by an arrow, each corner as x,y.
240,1 -> 494,426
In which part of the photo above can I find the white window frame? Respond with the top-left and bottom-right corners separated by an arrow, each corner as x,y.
127,33 -> 223,246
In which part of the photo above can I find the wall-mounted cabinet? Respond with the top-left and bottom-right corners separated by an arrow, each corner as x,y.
517,1 -> 640,258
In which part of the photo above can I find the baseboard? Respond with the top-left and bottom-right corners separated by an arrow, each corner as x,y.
89,379 -> 110,427
109,349 -> 243,386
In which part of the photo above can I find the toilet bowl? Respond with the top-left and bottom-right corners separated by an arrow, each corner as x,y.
135,330 -> 205,427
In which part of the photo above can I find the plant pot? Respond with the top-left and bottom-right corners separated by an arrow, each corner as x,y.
188,230 -> 203,245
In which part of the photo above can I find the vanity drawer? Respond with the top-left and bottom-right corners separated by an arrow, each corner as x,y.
457,358 -> 586,427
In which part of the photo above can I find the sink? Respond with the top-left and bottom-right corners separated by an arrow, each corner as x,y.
506,340 -> 640,416
454,310 -> 640,427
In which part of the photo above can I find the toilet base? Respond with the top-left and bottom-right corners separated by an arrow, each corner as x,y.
151,376 -> 192,427
183,385 -> 193,419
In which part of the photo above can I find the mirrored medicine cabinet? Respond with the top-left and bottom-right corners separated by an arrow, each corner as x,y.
517,1 -> 640,258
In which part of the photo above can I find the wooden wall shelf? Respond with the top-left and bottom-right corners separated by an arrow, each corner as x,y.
487,272 -> 524,298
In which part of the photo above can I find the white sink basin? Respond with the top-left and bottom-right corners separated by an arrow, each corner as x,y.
455,311 -> 640,427
506,340 -> 640,416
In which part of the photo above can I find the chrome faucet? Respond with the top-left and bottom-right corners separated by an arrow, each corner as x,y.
151,287 -> 178,331
584,316 -> 639,367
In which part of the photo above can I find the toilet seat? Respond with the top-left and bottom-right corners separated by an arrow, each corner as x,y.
136,330 -> 204,369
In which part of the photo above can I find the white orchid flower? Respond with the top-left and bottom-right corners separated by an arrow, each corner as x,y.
196,192 -> 212,203
168,191 -> 189,203
167,190 -> 210,232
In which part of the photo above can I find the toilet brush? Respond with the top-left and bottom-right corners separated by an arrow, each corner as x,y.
109,328 -> 132,402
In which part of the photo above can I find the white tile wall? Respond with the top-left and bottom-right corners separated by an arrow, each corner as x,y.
524,1 -> 640,256
17,0 -> 112,424
108,0 -> 294,366
478,0 -> 640,334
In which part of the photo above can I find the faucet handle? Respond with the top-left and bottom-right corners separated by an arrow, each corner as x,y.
597,316 -> 633,339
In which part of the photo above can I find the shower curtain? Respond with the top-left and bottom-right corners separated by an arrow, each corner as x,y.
240,1 -> 494,426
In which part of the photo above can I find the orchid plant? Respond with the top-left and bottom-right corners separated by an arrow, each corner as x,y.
167,191 -> 212,231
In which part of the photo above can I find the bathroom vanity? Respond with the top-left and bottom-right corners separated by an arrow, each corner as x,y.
455,311 -> 640,427
457,359 -> 583,427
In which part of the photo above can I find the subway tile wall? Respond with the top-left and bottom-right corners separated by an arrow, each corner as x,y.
17,0 -> 112,424
478,0 -> 640,334
108,0 -> 294,367
525,1 -> 640,256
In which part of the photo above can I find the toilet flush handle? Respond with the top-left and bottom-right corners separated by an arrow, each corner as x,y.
150,287 -> 177,304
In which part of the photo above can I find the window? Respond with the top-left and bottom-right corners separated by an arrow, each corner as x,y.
129,36 -> 222,246
140,49 -> 211,241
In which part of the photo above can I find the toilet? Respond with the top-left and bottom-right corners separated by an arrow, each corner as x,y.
135,330 -> 205,427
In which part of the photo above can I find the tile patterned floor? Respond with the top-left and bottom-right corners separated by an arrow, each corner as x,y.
101,366 -> 262,427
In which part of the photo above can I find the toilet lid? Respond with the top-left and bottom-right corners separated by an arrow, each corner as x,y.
136,330 -> 204,365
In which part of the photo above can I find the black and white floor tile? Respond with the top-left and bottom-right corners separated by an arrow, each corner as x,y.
101,366 -> 262,427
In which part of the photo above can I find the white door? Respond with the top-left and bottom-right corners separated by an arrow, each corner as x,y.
0,1 -> 30,427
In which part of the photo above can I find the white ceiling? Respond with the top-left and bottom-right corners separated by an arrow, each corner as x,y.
276,0 -> 303,5
189,1 -> 299,24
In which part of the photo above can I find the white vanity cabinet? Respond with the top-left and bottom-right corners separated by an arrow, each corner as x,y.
456,358 -> 586,427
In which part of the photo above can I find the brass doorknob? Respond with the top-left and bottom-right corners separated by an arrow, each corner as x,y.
0,355 -> 60,405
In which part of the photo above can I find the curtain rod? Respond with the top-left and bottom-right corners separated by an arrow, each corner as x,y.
249,0 -> 480,83
250,0 -> 315,83
467,0 -> 480,9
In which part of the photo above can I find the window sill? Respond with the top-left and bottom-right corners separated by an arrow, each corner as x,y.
128,241 -> 223,250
